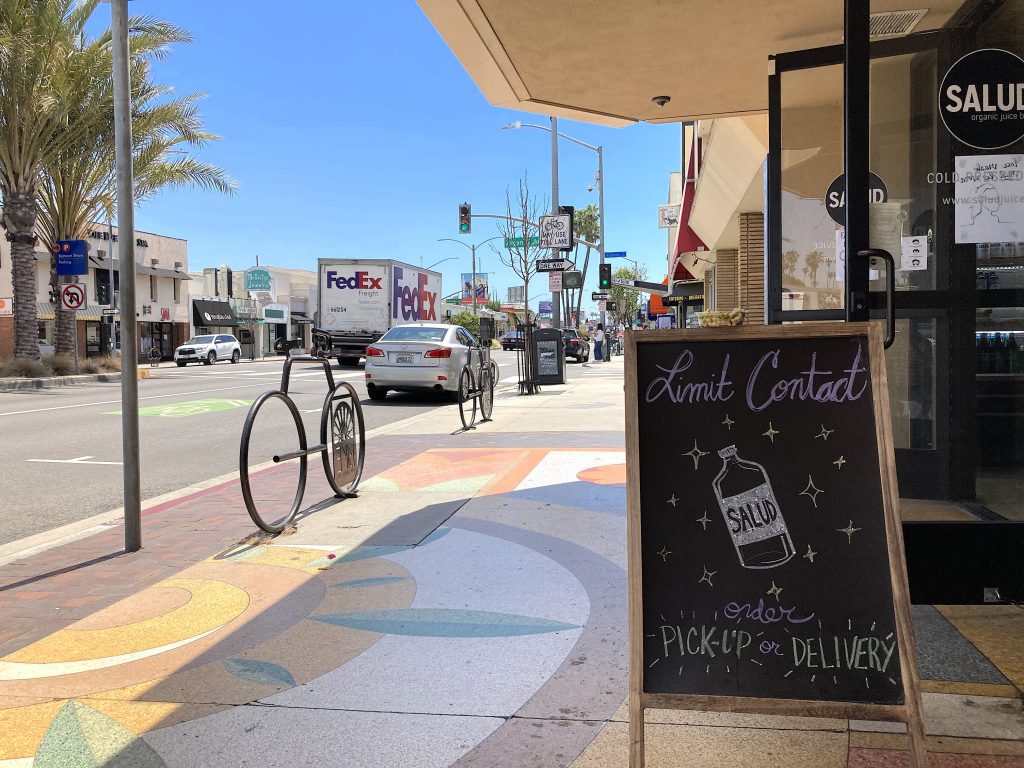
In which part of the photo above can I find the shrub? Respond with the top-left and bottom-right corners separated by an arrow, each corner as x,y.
1,358 -> 48,378
43,353 -> 75,376
96,355 -> 121,372
79,359 -> 102,374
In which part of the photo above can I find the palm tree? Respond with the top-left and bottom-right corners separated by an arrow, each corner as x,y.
0,0 -> 104,359
36,17 -> 234,358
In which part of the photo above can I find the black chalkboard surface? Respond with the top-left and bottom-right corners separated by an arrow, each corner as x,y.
629,326 -> 908,706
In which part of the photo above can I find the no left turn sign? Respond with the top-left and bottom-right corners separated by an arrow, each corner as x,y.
61,283 -> 87,311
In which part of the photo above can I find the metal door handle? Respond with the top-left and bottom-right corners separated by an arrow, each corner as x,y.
856,249 -> 896,349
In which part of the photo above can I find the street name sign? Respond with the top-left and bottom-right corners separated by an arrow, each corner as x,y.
539,214 -> 572,249
613,277 -> 633,286
537,258 -> 574,272
504,236 -> 539,248
624,323 -> 926,768
606,251 -> 628,259
60,283 -> 87,311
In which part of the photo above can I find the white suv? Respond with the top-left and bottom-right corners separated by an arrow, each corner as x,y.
175,334 -> 241,366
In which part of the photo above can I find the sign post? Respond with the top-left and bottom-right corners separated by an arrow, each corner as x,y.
624,323 -> 926,768
60,283 -> 87,372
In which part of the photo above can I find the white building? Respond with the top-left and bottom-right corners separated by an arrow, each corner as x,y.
0,224 -> 191,359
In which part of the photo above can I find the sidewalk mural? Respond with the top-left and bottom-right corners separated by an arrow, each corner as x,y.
0,447 -> 624,766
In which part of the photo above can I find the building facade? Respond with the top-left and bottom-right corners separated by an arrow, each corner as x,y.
0,224 -> 191,360
188,265 -> 317,357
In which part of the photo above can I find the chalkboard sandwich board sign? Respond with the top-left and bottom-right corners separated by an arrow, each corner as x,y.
624,323 -> 926,768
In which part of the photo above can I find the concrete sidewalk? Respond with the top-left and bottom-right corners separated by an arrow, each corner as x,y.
0,355 -> 1021,767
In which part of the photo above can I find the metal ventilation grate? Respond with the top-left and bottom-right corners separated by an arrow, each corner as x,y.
869,9 -> 928,38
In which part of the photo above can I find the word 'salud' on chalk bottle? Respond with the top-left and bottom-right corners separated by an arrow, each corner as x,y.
712,445 -> 795,569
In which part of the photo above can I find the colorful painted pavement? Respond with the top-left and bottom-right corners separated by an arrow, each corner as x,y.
0,360 -> 1022,766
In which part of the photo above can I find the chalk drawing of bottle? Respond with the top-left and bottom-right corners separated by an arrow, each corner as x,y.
713,446 -> 795,569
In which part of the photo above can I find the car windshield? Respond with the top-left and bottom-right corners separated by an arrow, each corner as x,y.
381,326 -> 448,342
185,336 -> 216,345
563,330 -> 579,338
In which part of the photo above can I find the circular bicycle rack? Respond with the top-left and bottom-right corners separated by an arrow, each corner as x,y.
239,355 -> 366,533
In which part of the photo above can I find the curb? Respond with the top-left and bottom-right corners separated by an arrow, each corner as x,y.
0,372 -> 122,392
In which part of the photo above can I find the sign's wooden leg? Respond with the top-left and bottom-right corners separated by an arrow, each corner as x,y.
629,695 -> 644,768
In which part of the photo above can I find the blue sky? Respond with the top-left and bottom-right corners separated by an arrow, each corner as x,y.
105,1 -> 682,314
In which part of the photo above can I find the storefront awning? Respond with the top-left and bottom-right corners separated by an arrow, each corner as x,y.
36,302 -> 108,321
192,299 -> 235,327
291,312 -> 313,324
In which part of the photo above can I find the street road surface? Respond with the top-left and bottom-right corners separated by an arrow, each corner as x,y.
0,351 -> 538,546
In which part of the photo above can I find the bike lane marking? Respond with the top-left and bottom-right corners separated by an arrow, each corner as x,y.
0,373 -> 365,418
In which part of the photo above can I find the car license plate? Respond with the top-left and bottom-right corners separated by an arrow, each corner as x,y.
396,354 -> 414,364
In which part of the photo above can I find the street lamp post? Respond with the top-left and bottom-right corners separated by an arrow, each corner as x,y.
112,0 -> 141,552
503,121 -> 604,337
437,236 -> 502,315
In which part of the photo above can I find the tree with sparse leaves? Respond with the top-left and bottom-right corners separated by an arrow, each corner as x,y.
491,175 -> 546,328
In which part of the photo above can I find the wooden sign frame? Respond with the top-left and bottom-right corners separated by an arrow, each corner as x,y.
624,322 -> 926,768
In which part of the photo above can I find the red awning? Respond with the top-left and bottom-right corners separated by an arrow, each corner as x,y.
673,133 -> 707,281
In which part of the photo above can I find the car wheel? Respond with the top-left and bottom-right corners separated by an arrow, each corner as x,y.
583,353 -> 590,362
367,386 -> 388,401
205,351 -> 216,365
176,361 -> 186,367
231,349 -> 240,364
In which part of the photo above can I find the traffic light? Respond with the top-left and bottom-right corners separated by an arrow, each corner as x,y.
599,263 -> 612,289
459,203 -> 471,234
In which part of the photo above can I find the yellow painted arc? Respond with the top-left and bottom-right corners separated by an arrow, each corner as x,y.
2,578 -> 248,663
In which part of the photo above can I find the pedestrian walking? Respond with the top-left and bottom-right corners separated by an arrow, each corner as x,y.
594,324 -> 605,362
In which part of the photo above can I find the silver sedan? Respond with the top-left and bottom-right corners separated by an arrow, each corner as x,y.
364,323 -> 482,401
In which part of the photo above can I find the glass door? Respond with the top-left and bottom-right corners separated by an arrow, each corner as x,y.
768,33 -> 953,500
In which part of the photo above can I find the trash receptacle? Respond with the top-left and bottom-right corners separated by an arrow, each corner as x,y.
532,327 -> 565,385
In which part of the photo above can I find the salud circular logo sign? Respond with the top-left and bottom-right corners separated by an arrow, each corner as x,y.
939,48 -> 1024,150
824,172 -> 888,225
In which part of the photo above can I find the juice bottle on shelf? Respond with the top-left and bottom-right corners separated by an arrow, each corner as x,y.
713,446 -> 795,569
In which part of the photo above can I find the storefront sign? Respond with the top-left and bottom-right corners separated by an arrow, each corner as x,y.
825,173 -> 888,225
263,303 -> 288,321
88,230 -> 148,247
0,297 -> 11,316
940,49 -> 1024,150
245,267 -> 273,292
624,324 -> 925,759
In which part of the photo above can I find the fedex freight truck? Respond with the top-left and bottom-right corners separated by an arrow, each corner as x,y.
316,259 -> 442,366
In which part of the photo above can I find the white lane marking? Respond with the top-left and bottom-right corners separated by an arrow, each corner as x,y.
0,373 -> 365,418
27,455 -> 122,466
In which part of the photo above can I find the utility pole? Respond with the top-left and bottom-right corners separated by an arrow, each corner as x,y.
471,243 -> 478,316
550,116 -> 561,329
112,0 -> 141,552
597,145 -> 607,358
